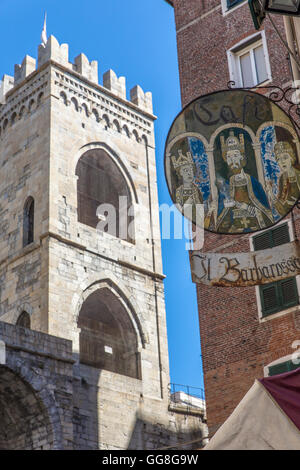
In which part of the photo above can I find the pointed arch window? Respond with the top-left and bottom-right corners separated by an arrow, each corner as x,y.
78,287 -> 141,379
75,148 -> 134,242
23,197 -> 34,247
16,311 -> 31,329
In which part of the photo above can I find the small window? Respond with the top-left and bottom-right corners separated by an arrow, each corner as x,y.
227,0 -> 244,8
23,197 -> 34,247
16,311 -> 31,329
227,33 -> 271,88
268,360 -> 300,376
253,223 -> 299,317
222,0 -> 245,14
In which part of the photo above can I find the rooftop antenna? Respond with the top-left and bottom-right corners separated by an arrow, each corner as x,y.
41,12 -> 47,48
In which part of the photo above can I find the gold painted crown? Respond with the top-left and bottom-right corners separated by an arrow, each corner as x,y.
171,149 -> 194,170
220,130 -> 245,161
274,141 -> 296,163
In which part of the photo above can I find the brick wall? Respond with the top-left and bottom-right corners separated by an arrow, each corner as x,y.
172,0 -> 298,434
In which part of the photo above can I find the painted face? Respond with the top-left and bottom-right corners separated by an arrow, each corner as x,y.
276,152 -> 293,172
179,164 -> 194,184
226,150 -> 243,170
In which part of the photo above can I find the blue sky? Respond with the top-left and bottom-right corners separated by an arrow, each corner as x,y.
0,0 -> 204,390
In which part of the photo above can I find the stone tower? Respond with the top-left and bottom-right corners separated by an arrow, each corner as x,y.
0,36 -> 206,449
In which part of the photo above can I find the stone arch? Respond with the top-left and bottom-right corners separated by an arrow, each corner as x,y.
72,273 -> 147,349
16,311 -> 31,329
11,112 -> 17,126
102,114 -> 110,129
122,124 -> 131,138
75,141 -> 138,205
75,146 -> 135,241
112,119 -> 121,133
60,91 -> 68,105
19,105 -> 26,118
81,102 -> 89,117
132,129 -> 140,143
28,99 -> 36,112
37,91 -> 44,106
91,108 -> 100,122
0,363 -> 62,449
71,97 -> 79,111
76,279 -> 145,378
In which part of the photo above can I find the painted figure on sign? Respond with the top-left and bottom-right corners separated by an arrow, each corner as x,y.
171,150 -> 213,229
268,141 -> 300,215
216,130 -> 273,233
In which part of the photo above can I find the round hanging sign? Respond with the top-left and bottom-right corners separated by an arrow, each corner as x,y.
164,89 -> 300,234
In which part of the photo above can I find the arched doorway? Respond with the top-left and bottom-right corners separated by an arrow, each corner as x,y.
78,287 -> 141,379
75,148 -> 134,242
0,366 -> 54,449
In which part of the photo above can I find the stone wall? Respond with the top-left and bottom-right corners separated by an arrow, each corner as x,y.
0,321 -> 74,450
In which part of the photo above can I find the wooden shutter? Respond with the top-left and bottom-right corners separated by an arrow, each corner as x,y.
269,360 -> 300,376
280,278 -> 298,308
260,283 -> 280,315
253,223 -> 290,251
254,224 -> 298,317
253,231 -> 272,251
271,224 -> 290,246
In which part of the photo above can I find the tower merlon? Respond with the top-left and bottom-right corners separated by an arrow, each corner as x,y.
14,55 -> 36,85
38,35 -> 70,69
0,74 -> 14,104
74,53 -> 98,85
103,69 -> 126,99
130,85 -> 153,114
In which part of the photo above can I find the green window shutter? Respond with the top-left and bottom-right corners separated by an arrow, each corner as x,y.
254,224 -> 297,317
271,224 -> 290,246
253,231 -> 272,251
269,361 -> 290,376
253,223 -> 290,251
269,360 -> 300,376
280,277 -> 298,308
260,282 -> 280,316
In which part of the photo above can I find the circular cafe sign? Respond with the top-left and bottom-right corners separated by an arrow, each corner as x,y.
165,89 -> 300,234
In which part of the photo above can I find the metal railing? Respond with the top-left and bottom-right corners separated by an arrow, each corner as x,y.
168,383 -> 206,415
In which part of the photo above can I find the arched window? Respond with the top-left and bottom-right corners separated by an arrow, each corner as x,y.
16,311 -> 31,329
23,197 -> 34,246
75,148 -> 134,242
78,288 -> 141,379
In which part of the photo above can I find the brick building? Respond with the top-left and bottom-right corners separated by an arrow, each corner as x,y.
168,0 -> 300,434
0,34 -> 207,449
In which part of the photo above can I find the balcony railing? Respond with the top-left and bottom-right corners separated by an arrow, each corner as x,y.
168,383 -> 206,417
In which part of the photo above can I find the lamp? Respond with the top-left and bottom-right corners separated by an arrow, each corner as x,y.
264,0 -> 300,15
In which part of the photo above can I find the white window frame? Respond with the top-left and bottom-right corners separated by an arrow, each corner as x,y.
249,219 -> 300,323
221,0 -> 247,15
264,353 -> 300,377
227,31 -> 272,88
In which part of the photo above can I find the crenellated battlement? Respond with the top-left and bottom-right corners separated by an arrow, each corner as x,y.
14,55 -> 36,85
1,35 -> 153,114
0,74 -> 14,104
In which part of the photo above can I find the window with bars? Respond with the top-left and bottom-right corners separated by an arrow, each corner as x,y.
268,359 -> 300,376
253,224 -> 299,317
